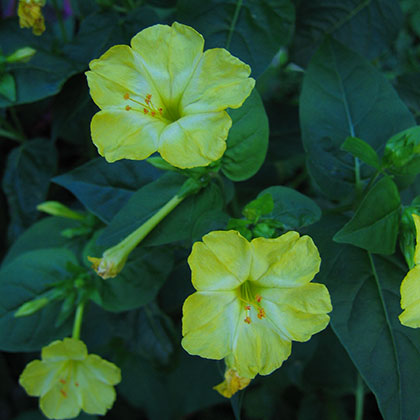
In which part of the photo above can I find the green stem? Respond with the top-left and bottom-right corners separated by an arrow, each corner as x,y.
355,374 -> 364,420
115,193 -> 185,256
226,0 -> 243,49
51,0 -> 68,42
72,301 -> 85,340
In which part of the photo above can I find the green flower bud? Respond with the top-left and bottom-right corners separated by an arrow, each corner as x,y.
37,201 -> 85,221
6,47 -> 36,63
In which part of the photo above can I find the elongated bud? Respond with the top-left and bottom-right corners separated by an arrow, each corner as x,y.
15,297 -> 49,317
37,201 -> 85,221
6,47 -> 36,63
213,368 -> 251,398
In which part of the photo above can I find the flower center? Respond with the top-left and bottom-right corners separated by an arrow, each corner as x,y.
58,361 -> 79,398
123,93 -> 180,123
239,281 -> 266,325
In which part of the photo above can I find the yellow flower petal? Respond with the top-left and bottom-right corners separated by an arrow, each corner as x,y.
91,109 -> 163,162
42,338 -> 87,362
230,317 -> 292,378
188,230 -> 251,291
251,234 -> 321,287
413,214 -> 420,265
400,266 -> 420,327
158,111 -> 230,168
249,232 -> 300,281
19,360 -> 60,397
182,291 -> 241,359
40,384 -> 81,420
181,48 -> 255,114
87,45 -> 159,110
130,22 -> 204,110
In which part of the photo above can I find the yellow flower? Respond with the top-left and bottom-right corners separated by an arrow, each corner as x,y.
86,22 -> 255,169
400,214 -> 420,327
19,338 -> 121,419
18,0 -> 46,36
213,367 -> 251,398
181,230 -> 332,379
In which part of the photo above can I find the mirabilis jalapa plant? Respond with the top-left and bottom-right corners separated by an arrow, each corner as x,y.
13,21 -> 332,417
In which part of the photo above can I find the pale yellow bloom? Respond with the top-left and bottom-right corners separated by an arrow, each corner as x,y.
18,0 -> 46,36
19,338 -> 121,419
182,230 -> 332,380
400,214 -> 420,327
86,22 -> 255,169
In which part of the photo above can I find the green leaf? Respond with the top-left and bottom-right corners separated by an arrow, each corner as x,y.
334,176 -> 400,254
300,38 -> 415,200
0,73 -> 16,102
2,138 -> 57,241
94,247 -> 174,312
292,0 -> 402,66
341,136 -> 380,170
258,186 -> 321,229
98,173 -> 224,248
0,249 -> 76,351
112,303 -> 177,367
221,88 -> 269,181
2,217 -> 83,268
308,215 -> 420,420
0,20 -> 78,106
54,158 -> 162,223
176,0 -> 295,77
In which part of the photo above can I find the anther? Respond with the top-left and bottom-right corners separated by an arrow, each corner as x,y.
145,94 -> 152,104
123,93 -> 130,100
59,379 -> 66,384
244,316 -> 251,324
158,108 -> 163,114
60,389 -> 67,398
245,305 -> 251,310
257,308 -> 266,319
143,108 -> 149,114
125,105 -> 131,111
75,382 -> 79,387
255,295 -> 262,303
151,111 -> 156,117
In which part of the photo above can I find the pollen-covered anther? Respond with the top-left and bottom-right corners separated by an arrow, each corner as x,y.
245,305 -> 251,310
123,93 -> 130,100
125,105 -> 131,111
257,307 -> 266,319
59,379 -> 66,384
60,389 -> 67,398
244,316 -> 251,324
255,294 -> 262,303
145,94 -> 152,105
143,108 -> 149,114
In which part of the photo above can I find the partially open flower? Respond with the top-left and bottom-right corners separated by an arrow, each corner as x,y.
182,230 -> 332,380
213,367 -> 251,398
18,0 -> 46,36
19,338 -> 121,419
86,22 -> 255,169
400,214 -> 420,327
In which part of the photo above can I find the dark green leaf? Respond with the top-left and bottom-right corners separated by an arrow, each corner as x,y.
0,73 -> 16,102
341,136 -> 380,169
94,247 -> 174,312
53,158 -> 162,223
243,193 -> 274,221
308,215 -> 420,420
1,217 -> 82,268
2,138 -> 57,241
300,38 -> 414,199
176,0 -> 295,77
334,176 -> 400,254
98,173 -> 224,248
222,89 -> 269,181
112,303 -> 177,367
258,186 -> 321,229
0,249 -> 76,351
292,0 -> 402,66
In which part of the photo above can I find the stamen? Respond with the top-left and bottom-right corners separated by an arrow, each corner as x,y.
125,105 -> 131,111
143,108 -> 149,114
151,111 -> 156,117
245,305 -> 251,310
60,389 -> 67,398
257,308 -> 266,319
59,379 -> 66,384
123,93 -> 130,100
255,295 -> 262,303
244,316 -> 251,324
